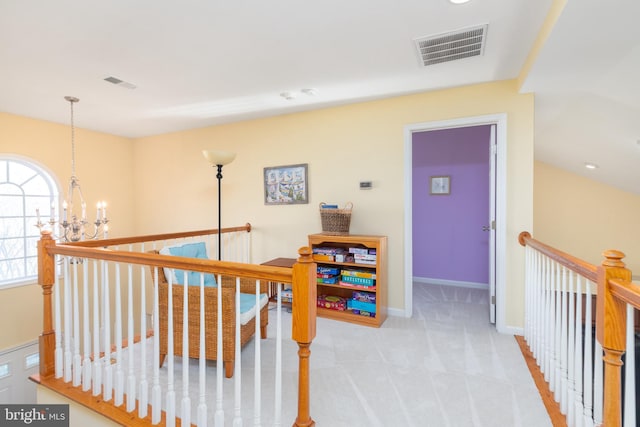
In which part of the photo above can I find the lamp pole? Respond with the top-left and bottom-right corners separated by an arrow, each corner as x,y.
216,164 -> 223,261
202,149 -> 236,261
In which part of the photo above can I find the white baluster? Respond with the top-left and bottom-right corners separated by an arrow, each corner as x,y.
197,273 -> 207,427
624,304 -> 636,427
152,267 -> 162,424
114,264 -> 124,407
567,270 -> 576,425
92,260 -> 102,396
166,272 -> 176,427
126,261 -> 136,412
103,261 -> 112,402
72,260 -> 81,386
82,260 -> 92,391
54,255 -> 63,379
274,282 -> 283,427
138,263 -> 149,419
544,256 -> 552,382
524,247 -> 531,343
246,229 -> 252,264
254,279 -> 262,427
553,260 -> 561,396
63,257 -> 72,382
583,281 -> 594,427
181,271 -> 191,427
215,273 -> 225,427
560,267 -> 568,414
574,276 -> 584,427
530,249 -> 543,364
524,246 -> 536,357
233,277 -> 243,427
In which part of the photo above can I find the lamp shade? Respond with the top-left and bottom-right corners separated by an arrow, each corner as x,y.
202,150 -> 236,166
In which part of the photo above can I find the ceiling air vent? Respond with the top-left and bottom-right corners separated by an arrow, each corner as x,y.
414,24 -> 488,67
104,76 -> 137,90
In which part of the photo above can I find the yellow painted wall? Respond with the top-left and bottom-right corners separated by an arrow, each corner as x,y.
133,79 -> 534,329
0,112 -> 135,350
534,161 -> 640,274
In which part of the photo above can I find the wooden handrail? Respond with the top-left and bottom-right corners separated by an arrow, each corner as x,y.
518,231 -> 598,282
608,278 -> 640,310
66,223 -> 251,247
44,246 -> 293,284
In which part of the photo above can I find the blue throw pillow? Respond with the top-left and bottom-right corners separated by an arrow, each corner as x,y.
167,242 -> 217,287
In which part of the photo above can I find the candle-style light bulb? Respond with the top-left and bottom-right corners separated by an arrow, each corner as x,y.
102,202 -> 107,220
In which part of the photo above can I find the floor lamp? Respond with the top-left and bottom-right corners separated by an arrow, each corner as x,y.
202,150 -> 236,260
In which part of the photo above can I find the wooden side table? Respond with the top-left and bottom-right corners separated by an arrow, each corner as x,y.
261,257 -> 296,301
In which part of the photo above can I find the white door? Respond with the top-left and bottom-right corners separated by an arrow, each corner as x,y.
489,124 -> 497,323
0,342 -> 39,404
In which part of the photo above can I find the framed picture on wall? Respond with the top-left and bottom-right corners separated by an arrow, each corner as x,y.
264,163 -> 309,205
430,175 -> 450,195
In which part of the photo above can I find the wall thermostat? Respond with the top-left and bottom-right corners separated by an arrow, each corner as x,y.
359,181 -> 372,190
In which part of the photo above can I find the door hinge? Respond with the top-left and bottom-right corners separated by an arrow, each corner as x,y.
491,295 -> 496,305
491,220 -> 496,230
491,144 -> 497,155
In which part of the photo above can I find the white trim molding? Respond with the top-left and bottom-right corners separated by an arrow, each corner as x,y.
404,113 -> 508,333
413,277 -> 489,290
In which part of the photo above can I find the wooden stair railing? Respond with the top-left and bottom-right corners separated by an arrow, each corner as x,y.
36,225 -> 317,426
519,231 -> 638,427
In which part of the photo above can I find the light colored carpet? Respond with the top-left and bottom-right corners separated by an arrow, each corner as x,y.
121,283 -> 551,426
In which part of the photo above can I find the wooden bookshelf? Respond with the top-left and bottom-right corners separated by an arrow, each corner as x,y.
308,233 -> 387,327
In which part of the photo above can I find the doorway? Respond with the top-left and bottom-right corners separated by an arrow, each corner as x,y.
403,114 -> 507,332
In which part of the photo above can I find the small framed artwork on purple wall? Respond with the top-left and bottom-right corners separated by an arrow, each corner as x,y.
430,175 -> 450,195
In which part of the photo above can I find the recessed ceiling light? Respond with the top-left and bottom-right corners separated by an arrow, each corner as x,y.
301,88 -> 318,96
449,0 -> 471,4
584,162 -> 599,170
280,92 -> 296,101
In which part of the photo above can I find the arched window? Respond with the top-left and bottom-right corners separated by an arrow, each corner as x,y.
0,156 -> 59,287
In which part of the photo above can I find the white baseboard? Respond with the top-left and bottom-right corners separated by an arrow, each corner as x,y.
386,307 -> 406,318
413,276 -> 489,290
499,325 -> 524,336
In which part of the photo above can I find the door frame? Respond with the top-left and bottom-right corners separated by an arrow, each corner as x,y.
403,113 -> 508,332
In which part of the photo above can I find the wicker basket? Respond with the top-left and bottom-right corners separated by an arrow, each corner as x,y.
319,202 -> 353,235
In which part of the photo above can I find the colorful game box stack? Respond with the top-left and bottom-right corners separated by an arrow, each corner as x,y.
280,287 -> 293,304
317,295 -> 347,311
349,246 -> 376,265
347,291 -> 376,317
317,265 -> 340,284
311,246 -> 347,262
339,268 -> 376,290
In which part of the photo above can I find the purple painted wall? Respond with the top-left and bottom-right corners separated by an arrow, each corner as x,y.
412,125 -> 491,284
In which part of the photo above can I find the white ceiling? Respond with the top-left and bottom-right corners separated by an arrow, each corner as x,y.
1,0 -> 639,195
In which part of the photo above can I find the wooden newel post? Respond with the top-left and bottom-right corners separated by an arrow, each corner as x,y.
291,246 -> 317,427
596,249 -> 631,427
38,231 -> 57,378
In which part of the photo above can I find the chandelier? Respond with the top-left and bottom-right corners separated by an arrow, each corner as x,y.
35,96 -> 110,242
